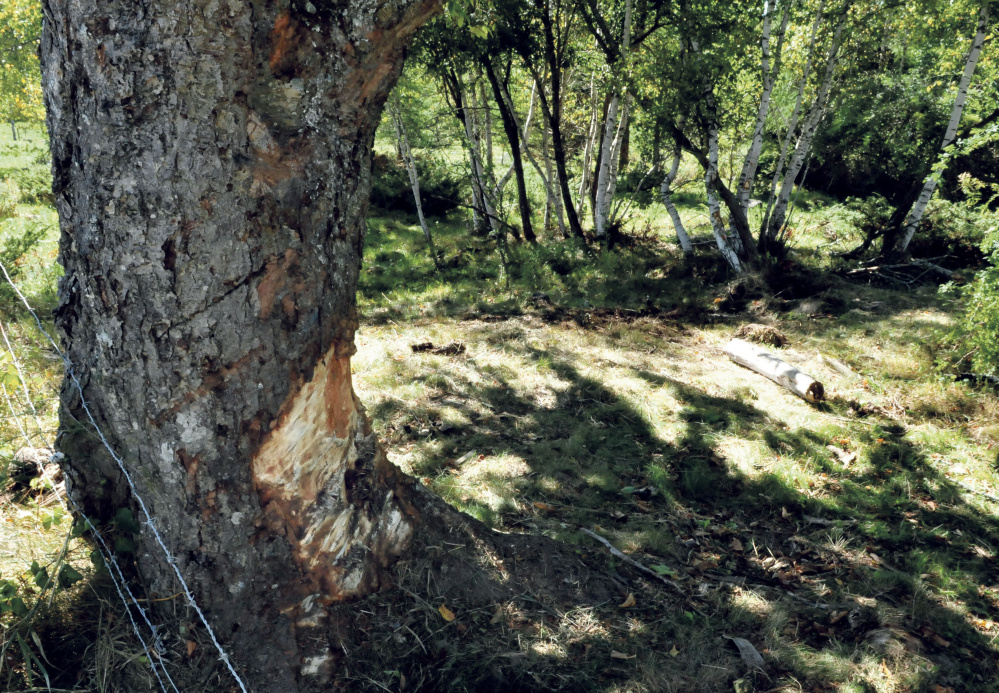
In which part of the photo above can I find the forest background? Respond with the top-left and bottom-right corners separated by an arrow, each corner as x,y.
1,0 -> 999,691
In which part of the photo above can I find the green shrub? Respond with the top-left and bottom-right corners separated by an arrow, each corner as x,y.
960,221 -> 999,375
0,179 -> 19,220
369,153 -> 463,217
0,167 -> 52,204
0,218 -> 47,303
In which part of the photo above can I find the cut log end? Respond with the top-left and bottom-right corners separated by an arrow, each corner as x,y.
804,381 -> 824,403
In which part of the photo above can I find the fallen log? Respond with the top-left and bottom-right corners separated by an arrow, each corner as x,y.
724,338 -> 825,403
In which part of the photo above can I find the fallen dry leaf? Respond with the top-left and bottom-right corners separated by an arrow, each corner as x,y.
186,640 -> 196,657
438,604 -> 456,622
610,650 -> 636,659
730,538 -> 744,552
619,593 -> 636,608
725,635 -> 765,670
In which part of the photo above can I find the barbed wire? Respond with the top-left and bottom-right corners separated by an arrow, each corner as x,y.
0,260 -> 248,692
0,313 -> 178,693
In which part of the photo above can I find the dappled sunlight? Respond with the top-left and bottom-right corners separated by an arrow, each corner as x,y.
351,290 -> 999,690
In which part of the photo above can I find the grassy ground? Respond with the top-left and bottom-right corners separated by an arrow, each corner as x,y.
342,202 -> 999,693
0,116 -> 996,690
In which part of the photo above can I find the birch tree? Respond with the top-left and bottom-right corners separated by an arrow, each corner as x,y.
729,0 -> 793,240
594,0 -> 633,240
661,149 -> 694,254
885,1 -> 991,258
390,95 -> 440,267
761,2 -> 848,250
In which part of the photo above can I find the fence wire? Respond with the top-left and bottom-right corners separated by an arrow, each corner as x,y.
0,260 -> 248,693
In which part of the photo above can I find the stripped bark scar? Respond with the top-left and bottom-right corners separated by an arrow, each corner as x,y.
251,344 -> 415,600
256,249 -> 299,320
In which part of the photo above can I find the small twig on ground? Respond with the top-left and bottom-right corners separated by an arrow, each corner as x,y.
580,528 -> 683,593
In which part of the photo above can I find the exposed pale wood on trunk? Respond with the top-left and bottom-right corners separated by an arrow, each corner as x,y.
725,339 -> 825,403
42,0 -> 442,687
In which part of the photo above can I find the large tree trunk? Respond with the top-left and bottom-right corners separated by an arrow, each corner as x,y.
42,0 -> 441,688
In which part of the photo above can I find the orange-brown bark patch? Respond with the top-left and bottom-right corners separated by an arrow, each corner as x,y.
256,248 -> 298,320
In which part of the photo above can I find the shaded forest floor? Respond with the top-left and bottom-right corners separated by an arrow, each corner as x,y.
329,211 -> 999,693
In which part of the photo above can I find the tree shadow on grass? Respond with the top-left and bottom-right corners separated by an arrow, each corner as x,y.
346,336 -> 999,692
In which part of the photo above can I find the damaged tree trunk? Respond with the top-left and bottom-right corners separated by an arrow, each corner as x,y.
42,0 -> 443,689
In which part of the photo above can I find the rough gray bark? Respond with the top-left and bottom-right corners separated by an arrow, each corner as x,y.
42,0 -> 441,688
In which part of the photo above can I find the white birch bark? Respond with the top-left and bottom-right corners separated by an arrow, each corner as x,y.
706,105 -> 742,272
390,98 -> 438,264
578,73 -> 599,222
594,93 -> 621,237
761,0 -> 825,237
594,0 -> 632,239
661,150 -> 693,254
604,94 -> 632,229
459,77 -> 501,236
479,78 -> 494,172
730,0 -> 792,241
765,8 -> 845,240
896,1 -> 989,254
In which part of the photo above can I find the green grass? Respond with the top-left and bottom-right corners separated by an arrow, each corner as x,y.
346,196 -> 999,691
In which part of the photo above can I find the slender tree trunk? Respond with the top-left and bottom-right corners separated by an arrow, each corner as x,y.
529,0 -> 586,239
661,150 -> 693,255
391,97 -> 440,266
43,0 -> 443,688
760,0 -> 824,239
594,0 -> 632,241
542,124 -> 568,236
888,1 -> 989,258
510,82 -> 567,238
479,73 -> 494,172
483,58 -> 536,243
578,74 -> 600,225
762,7 -> 846,248
705,92 -> 742,272
9,122 -> 16,142
730,0 -> 791,240
447,68 -> 506,238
